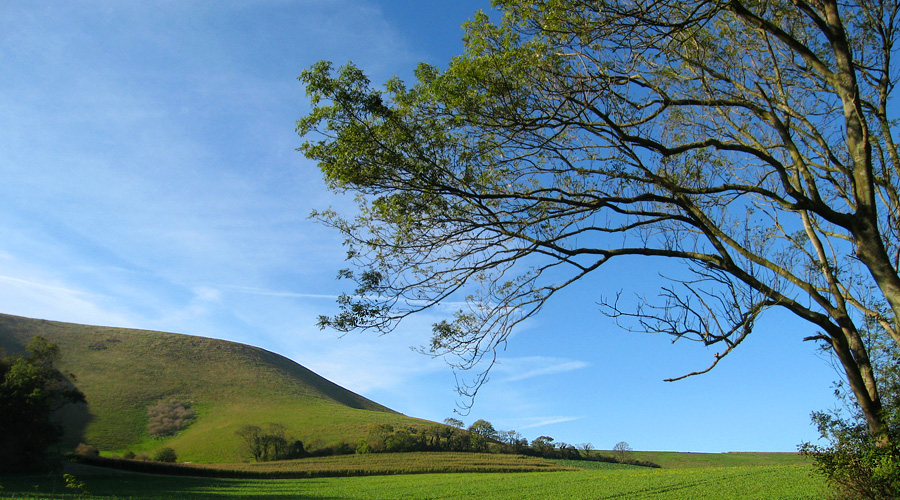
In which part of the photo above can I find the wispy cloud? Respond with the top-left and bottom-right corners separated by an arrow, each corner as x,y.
492,356 -> 590,382
219,285 -> 338,301
504,415 -> 585,430
0,274 -> 89,296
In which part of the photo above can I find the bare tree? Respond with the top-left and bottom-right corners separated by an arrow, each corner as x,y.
613,441 -> 633,463
299,0 -> 900,446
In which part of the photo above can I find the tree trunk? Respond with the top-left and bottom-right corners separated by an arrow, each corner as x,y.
830,327 -> 891,447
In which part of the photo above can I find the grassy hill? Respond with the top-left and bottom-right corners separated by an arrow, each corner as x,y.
0,313 -> 438,463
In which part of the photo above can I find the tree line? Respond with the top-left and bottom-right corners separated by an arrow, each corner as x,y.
235,416 -> 656,468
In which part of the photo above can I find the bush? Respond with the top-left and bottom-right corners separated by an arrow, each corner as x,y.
147,398 -> 195,438
74,443 -> 99,457
154,447 -> 177,463
122,451 -> 136,460
800,411 -> 900,500
800,322 -> 900,500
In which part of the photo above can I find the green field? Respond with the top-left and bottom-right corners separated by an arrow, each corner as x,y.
69,452 -> 573,477
0,313 -> 830,498
0,464 -> 826,499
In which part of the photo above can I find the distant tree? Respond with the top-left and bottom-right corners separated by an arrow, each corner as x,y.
613,441 -> 633,462
579,442 -> 594,458
447,429 -> 470,452
366,423 -> 395,453
0,336 -> 85,472
235,423 -> 301,462
236,424 -> 263,461
531,436 -> 555,456
495,430 -> 528,454
384,426 -> 421,452
154,447 -> 177,463
424,424 -> 446,450
467,419 -> 497,440
443,417 -> 464,429
557,443 -> 579,460
260,423 -> 290,461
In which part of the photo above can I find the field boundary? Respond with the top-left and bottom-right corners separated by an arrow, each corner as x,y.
67,452 -> 575,478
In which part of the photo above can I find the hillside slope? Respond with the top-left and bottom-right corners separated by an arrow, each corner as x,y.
0,313 -> 432,463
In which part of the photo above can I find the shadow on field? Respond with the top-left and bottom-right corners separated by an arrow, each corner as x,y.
1,469 -> 343,500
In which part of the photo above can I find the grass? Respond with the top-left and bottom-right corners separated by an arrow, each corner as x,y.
604,450 -> 812,469
0,464 -> 827,499
0,313 -> 439,463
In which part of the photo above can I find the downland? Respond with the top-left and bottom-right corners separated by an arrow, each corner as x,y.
0,313 -> 810,476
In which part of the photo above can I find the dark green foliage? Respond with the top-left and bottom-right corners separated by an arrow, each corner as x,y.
443,417 -> 464,429
63,474 -> 88,495
467,419 -> 497,439
800,412 -> 900,499
236,423 -> 306,462
154,447 -> 178,463
801,322 -> 900,499
147,398 -> 195,438
531,436 -> 555,456
0,336 -> 85,472
346,419 -> 659,467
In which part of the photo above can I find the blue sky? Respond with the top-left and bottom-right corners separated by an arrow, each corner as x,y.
0,1 -> 840,452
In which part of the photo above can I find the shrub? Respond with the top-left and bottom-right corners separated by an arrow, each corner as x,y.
154,447 -> 177,463
63,474 -> 88,495
801,321 -> 900,500
147,398 -> 195,438
800,411 -> 900,500
122,451 -> 135,460
74,443 -> 100,457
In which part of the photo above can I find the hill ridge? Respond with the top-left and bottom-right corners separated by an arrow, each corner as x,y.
0,313 -> 429,463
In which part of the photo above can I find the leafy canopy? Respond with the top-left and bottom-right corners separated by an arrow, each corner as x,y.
0,336 -> 85,472
298,0 -> 900,443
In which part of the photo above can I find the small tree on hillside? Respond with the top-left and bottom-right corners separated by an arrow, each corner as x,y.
235,423 -> 301,462
154,447 -> 177,463
467,419 -> 497,439
613,441 -> 633,463
236,424 -> 266,461
443,417 -> 464,429
0,336 -> 85,472
531,436 -> 555,456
